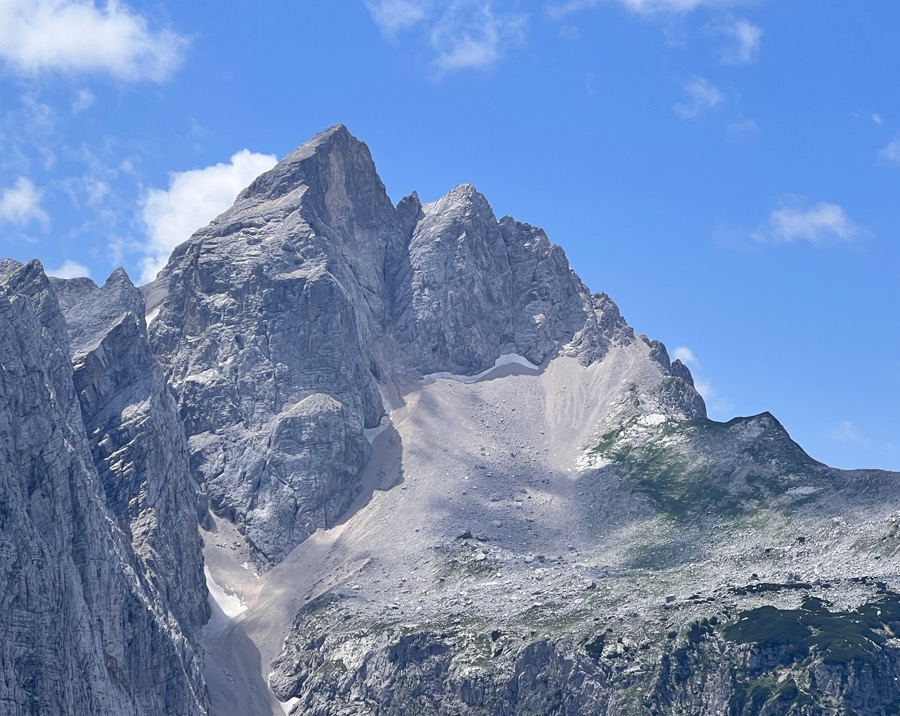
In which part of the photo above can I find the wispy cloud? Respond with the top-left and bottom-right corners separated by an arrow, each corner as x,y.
47,259 -> 91,279
0,0 -> 188,82
432,3 -> 527,72
673,345 -> 733,418
726,117 -> 759,137
752,202 -> 860,245
0,177 -> 49,228
139,150 -> 277,283
673,346 -> 697,365
547,0 -> 740,20
674,76 -> 724,118
712,16 -> 762,64
879,134 -> 900,165
366,0 -> 528,74
71,88 -> 95,114
559,24 -> 580,41
831,420 -> 869,446
367,0 -> 428,35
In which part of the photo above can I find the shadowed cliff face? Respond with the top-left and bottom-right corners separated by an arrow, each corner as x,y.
0,260 -> 208,716
146,125 -> 704,568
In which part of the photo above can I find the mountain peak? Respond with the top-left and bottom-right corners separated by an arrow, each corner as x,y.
237,123 -> 378,205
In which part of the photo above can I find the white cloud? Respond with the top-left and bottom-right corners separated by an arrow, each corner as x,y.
753,203 -> 860,245
831,420 -> 869,446
547,0 -> 738,20
0,177 -> 49,228
871,113 -> 884,126
139,150 -> 277,283
0,0 -> 187,82
674,76 -> 724,118
47,259 -> 90,279
673,346 -> 697,365
713,17 -> 761,64
367,0 -> 428,35
366,0 -> 527,74
879,134 -> 900,165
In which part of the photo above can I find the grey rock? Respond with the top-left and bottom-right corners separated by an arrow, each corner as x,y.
54,267 -> 210,634
147,125 -> 703,567
0,261 -> 207,715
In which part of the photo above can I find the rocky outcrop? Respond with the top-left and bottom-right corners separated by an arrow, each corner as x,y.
271,579 -> 900,716
0,260 -> 207,715
147,124 -> 704,566
53,268 -> 209,633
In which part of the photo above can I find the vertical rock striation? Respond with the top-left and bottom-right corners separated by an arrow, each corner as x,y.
0,260 -> 208,715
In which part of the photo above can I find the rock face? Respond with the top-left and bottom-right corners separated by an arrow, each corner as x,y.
53,268 -> 209,633
147,124 -> 703,567
4,124 -> 899,716
0,261 -> 207,715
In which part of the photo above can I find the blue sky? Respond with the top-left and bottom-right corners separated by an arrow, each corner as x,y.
0,0 -> 897,471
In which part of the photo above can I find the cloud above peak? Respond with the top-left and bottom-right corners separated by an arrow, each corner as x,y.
139,150 -> 277,283
366,0 -> 528,74
0,0 -> 188,82
47,259 -> 91,279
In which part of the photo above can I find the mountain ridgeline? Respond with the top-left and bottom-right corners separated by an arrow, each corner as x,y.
1,126 -> 898,715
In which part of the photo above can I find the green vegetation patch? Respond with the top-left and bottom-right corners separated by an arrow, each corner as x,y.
729,675 -> 808,715
601,434 -> 744,521
591,416 -> 818,522
723,593 -> 900,668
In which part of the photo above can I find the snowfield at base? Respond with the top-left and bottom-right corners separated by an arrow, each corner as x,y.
422,353 -> 540,385
204,566 -> 247,632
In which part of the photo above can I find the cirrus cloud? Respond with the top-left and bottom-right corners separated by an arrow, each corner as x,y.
547,0 -> 744,20
365,0 -> 528,74
712,16 -> 762,64
674,76 -> 724,118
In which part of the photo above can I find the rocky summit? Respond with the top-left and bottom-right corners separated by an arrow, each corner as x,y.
1,126 -> 899,715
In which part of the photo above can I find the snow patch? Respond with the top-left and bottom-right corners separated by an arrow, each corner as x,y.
145,307 -> 160,325
279,698 -> 300,714
364,416 -> 391,445
786,486 -> 818,497
203,566 -> 247,635
422,353 -> 539,385
638,413 -> 668,427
